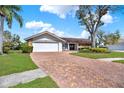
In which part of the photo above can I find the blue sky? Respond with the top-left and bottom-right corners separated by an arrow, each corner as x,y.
4,5 -> 124,41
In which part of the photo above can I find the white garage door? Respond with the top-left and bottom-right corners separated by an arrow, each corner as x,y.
32,43 -> 59,52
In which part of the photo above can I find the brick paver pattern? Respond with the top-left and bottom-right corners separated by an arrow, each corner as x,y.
31,52 -> 124,88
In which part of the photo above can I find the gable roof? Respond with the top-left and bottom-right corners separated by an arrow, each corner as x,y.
25,31 -> 91,45
25,31 -> 66,42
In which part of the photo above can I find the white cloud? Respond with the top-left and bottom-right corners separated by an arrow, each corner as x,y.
25,20 -> 64,36
40,5 -> 78,19
25,21 -> 52,29
101,12 -> 113,24
81,30 -> 90,39
39,26 -> 64,37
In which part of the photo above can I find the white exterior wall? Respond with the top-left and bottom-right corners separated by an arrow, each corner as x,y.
58,42 -> 62,52
31,34 -> 63,52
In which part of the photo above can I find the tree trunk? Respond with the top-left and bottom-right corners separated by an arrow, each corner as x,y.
91,33 -> 96,48
0,16 -> 4,55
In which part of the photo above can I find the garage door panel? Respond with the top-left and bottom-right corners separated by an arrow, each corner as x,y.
33,43 -> 59,52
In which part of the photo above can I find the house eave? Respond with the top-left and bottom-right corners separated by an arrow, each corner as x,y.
24,31 -> 66,43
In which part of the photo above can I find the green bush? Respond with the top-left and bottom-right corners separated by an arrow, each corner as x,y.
79,47 -> 109,53
11,43 -> 21,50
9,50 -> 22,53
3,47 -> 10,53
21,43 -> 33,53
3,42 -> 11,54
89,48 -> 108,53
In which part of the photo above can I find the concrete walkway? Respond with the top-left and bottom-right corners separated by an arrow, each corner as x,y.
0,68 -> 47,88
97,58 -> 124,62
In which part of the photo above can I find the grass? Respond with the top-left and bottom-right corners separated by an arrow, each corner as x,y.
0,51 -> 59,88
0,52 -> 37,76
12,76 -> 59,88
113,60 -> 124,64
72,52 -> 124,59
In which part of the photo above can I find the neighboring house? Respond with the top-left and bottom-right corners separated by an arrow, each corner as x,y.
107,38 -> 124,51
25,31 -> 91,52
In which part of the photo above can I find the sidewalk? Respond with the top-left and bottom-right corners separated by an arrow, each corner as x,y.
97,58 -> 124,62
0,68 -> 47,88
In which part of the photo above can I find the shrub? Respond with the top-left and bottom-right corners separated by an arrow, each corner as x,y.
11,43 -> 21,50
21,43 -> 33,53
3,47 -> 10,53
3,42 -> 12,54
9,50 -> 22,53
89,48 -> 108,53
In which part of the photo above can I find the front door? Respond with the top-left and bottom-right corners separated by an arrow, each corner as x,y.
69,44 -> 75,50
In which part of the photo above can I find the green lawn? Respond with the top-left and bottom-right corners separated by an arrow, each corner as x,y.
113,60 -> 124,64
0,52 -> 37,76
12,76 -> 59,88
72,52 -> 124,59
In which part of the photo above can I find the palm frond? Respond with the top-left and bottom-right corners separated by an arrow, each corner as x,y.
12,11 -> 23,27
0,5 -> 23,28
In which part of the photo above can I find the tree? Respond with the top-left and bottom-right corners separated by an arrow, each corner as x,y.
3,30 -> 12,42
11,34 -> 21,50
76,5 -> 115,48
3,30 -> 21,50
97,30 -> 120,46
112,30 -> 120,44
97,30 -> 105,46
105,30 -> 120,45
0,5 -> 23,54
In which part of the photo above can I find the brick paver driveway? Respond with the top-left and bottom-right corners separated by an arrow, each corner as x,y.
31,52 -> 124,88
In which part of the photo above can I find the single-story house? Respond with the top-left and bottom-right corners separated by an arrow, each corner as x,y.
25,31 -> 91,52
107,38 -> 124,51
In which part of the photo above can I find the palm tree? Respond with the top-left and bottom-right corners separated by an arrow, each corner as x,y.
0,5 -> 23,54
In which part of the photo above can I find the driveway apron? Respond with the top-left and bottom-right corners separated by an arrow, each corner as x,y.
31,52 -> 124,88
